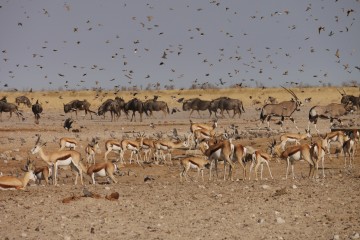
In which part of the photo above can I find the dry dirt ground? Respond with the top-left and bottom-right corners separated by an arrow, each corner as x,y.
0,89 -> 360,240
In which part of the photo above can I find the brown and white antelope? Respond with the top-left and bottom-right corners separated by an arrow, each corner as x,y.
34,165 -> 52,185
85,138 -> 101,164
154,136 -> 189,164
59,137 -> 78,151
249,150 -> 274,181
80,161 -> 119,184
279,129 -> 311,150
104,139 -> 124,163
121,138 -> 143,165
325,131 -> 345,156
190,119 -> 218,133
141,138 -> 156,162
193,128 -> 216,148
310,135 -> 329,178
179,156 -> 211,182
271,140 -> 316,179
31,135 -> 83,185
343,135 -> 357,168
0,160 -> 36,190
199,140 -> 235,181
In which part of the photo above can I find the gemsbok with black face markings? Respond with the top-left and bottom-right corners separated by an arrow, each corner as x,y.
259,86 -> 303,131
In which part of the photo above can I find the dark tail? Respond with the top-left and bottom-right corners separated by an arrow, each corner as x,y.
205,163 -> 211,169
260,107 -> 265,121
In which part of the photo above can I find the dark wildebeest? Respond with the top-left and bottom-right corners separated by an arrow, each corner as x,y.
182,98 -> 214,118
124,98 -> 144,122
0,96 -> 7,102
15,96 -> 31,108
63,99 -> 95,119
308,103 -> 353,133
32,99 -> 43,124
98,97 -> 126,121
0,101 -> 24,121
259,86 -> 302,131
143,99 -> 169,118
338,89 -> 360,110
210,97 -> 245,118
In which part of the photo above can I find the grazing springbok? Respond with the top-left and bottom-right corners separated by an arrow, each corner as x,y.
325,131 -> 345,156
140,138 -> 156,162
80,161 -> 119,184
230,143 -> 248,180
249,150 -> 274,181
121,138 -> 143,165
104,139 -> 124,163
154,136 -> 190,164
271,140 -> 316,179
85,138 -> 101,164
308,103 -> 353,133
179,157 -> 211,182
259,86 -> 302,131
0,160 -> 36,190
279,129 -> 311,150
31,135 -> 83,185
59,137 -> 78,151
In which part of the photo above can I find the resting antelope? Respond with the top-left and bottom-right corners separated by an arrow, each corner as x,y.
249,150 -> 274,181
154,136 -> 189,164
104,139 -> 124,163
190,119 -> 218,133
179,157 -> 211,182
193,128 -> 216,148
271,140 -> 316,179
0,160 -> 36,190
59,137 -> 78,151
85,138 -> 101,164
199,140 -> 235,181
310,135 -> 329,178
279,129 -> 311,150
80,161 -> 119,184
31,135 -> 83,185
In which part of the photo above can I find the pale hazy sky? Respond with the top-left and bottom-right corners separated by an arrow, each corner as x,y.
0,0 -> 359,91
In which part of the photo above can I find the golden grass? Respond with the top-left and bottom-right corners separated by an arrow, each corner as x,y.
0,86 -> 358,110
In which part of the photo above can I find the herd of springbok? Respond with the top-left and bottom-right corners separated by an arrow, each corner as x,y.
0,117 -> 359,190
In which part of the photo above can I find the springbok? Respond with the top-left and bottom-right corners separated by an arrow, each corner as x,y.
85,138 -> 101,164
31,135 -> 83,185
271,140 -> 316,179
310,135 -> 329,178
324,131 -> 345,156
179,157 -> 211,182
259,86 -> 302,131
279,129 -> 311,150
343,134 -> 357,168
80,161 -> 119,184
0,160 -> 36,190
34,165 -> 52,185
199,140 -> 235,181
121,138 -> 143,165
154,136 -> 190,164
249,150 -> 274,181
104,139 -> 124,163
59,137 -> 78,151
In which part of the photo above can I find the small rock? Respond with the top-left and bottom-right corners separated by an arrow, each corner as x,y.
257,218 -> 265,224
21,233 -> 27,238
352,233 -> 360,239
333,234 -> 340,240
292,184 -> 297,189
262,185 -> 271,189
276,217 -> 285,224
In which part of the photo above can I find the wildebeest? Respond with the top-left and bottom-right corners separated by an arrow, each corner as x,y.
209,97 -> 245,118
15,96 -> 31,108
63,99 -> 95,119
98,97 -> 126,121
259,86 -> 302,131
182,98 -> 214,118
308,103 -> 353,132
124,98 -> 144,122
143,99 -> 169,118
0,96 -> 7,102
338,89 -> 360,110
0,101 -> 24,121
31,99 -> 43,124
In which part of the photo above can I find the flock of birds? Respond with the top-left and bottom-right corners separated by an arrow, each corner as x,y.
0,1 -> 359,91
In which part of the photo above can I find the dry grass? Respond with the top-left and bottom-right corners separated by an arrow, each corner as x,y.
0,86 -> 358,110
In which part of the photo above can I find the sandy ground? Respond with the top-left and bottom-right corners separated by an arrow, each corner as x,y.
0,97 -> 360,240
